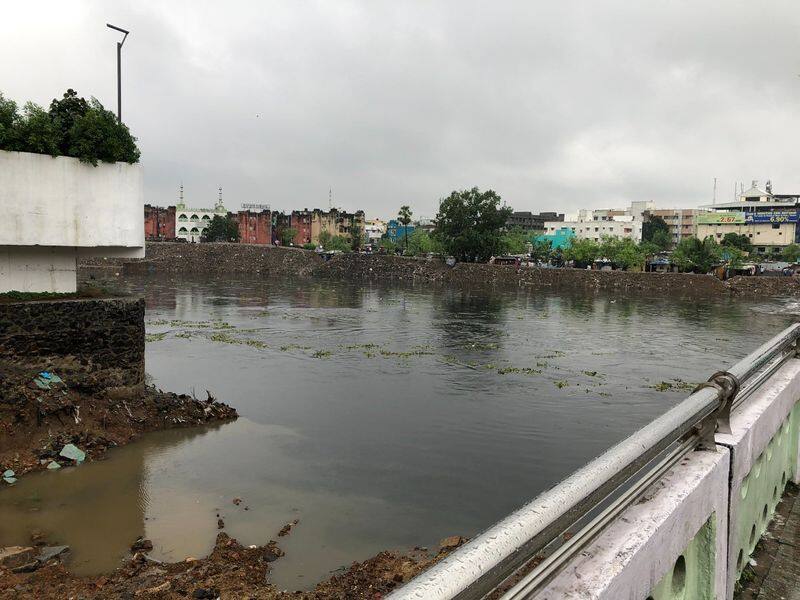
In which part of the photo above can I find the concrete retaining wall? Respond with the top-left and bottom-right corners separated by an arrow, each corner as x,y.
0,297 -> 145,393
0,150 -> 144,292
533,359 -> 800,600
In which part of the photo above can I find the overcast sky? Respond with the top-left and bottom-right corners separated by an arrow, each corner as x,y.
2,1 -> 799,219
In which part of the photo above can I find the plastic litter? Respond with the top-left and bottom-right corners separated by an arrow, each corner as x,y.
47,461 -> 61,470
59,444 -> 86,464
2,469 -> 16,484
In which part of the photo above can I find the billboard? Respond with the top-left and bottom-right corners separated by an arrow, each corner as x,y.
745,211 -> 799,224
696,212 -> 745,224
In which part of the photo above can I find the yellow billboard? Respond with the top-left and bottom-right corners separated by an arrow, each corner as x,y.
695,212 -> 745,225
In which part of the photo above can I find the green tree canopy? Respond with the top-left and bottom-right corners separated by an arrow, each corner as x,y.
501,228 -> 530,255
781,243 -> 800,263
721,232 -> 753,253
397,205 -> 413,250
651,229 -> 672,250
318,230 -> 350,252
642,215 -> 670,244
350,223 -> 364,251
0,89 -> 140,166
202,215 -> 240,242
530,238 -> 552,262
433,187 -> 512,262
279,227 -> 298,246
671,236 -> 723,273
563,238 -> 600,267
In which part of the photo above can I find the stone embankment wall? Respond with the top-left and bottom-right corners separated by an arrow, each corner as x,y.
80,242 -> 800,297
81,242 -> 323,277
0,297 -> 145,393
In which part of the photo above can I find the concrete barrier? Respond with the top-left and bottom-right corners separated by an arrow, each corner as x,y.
533,359 -> 800,600
537,448 -> 729,599
715,358 -> 800,599
0,150 -> 144,292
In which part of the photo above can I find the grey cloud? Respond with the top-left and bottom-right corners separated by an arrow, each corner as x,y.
2,0 -> 799,217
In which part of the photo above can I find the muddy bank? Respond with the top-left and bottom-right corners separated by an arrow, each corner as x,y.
0,364 -> 236,479
0,527 -> 465,599
80,242 -> 800,297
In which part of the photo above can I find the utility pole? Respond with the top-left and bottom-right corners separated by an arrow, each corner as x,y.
713,177 -> 717,206
106,23 -> 129,122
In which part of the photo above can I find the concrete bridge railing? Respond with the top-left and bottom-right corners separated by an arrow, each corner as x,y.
388,324 -> 800,600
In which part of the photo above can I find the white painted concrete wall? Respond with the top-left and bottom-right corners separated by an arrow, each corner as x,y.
0,150 -> 144,249
0,150 -> 144,292
537,448 -> 729,599
0,246 -> 78,293
532,359 -> 800,600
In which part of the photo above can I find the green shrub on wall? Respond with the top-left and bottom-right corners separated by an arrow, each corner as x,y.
0,89 -> 140,166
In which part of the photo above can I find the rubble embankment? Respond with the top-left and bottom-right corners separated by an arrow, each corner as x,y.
81,242 -> 800,297
81,242 -> 324,277
0,527 -> 466,599
0,295 -> 237,477
0,365 -> 237,478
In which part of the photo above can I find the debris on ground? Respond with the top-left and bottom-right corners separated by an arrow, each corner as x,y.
130,537 -> 153,553
277,519 -> 299,537
58,443 -> 86,464
0,366 -> 238,478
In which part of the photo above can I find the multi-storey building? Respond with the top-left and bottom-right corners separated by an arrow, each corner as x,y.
288,208 -> 365,246
647,209 -> 698,246
175,186 -> 227,243
506,211 -> 564,231
695,181 -> 800,256
543,201 -> 655,243
144,204 -> 176,241
237,209 -> 272,245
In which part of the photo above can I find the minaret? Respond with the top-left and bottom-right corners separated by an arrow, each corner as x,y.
177,183 -> 185,209
216,186 -> 225,212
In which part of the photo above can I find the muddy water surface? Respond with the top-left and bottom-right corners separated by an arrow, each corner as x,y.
1,275 -> 797,589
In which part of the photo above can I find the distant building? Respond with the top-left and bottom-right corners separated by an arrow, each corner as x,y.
695,181 -> 800,256
386,219 -> 415,244
175,186 -> 227,243
237,209 -> 272,245
506,211 -> 564,231
414,218 -> 436,234
287,208 -> 366,246
544,201 -> 655,243
536,226 -> 575,250
647,209 -> 698,246
365,218 -> 387,245
144,204 -> 176,241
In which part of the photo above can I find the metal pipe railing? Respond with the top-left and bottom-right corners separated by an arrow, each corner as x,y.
388,323 -> 800,600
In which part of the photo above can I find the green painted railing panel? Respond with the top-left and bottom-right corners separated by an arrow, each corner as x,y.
648,516 -> 716,600
733,403 -> 800,580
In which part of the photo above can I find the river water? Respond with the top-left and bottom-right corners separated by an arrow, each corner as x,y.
1,274 -> 797,589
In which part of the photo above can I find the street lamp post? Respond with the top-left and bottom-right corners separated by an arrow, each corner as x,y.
106,23 -> 129,122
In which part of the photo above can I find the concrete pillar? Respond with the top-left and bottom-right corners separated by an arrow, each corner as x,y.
0,246 -> 78,293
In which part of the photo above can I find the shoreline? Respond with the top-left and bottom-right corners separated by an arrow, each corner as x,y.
80,241 -> 800,298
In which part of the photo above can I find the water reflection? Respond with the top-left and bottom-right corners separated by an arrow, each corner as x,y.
2,273 -> 796,590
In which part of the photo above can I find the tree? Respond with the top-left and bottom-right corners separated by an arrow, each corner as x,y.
280,227 -> 298,246
502,228 -> 530,255
350,222 -> 364,251
318,230 -> 350,252
16,102 -> 59,156
563,238 -> 600,267
781,244 -> 800,263
721,232 -> 753,253
642,215 -> 670,244
0,89 -> 140,166
530,238 -> 552,262
379,237 -> 398,254
671,236 -> 722,273
433,188 -> 512,262
651,229 -> 672,251
398,205 -> 413,252
202,215 -> 240,242
405,230 -> 444,256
